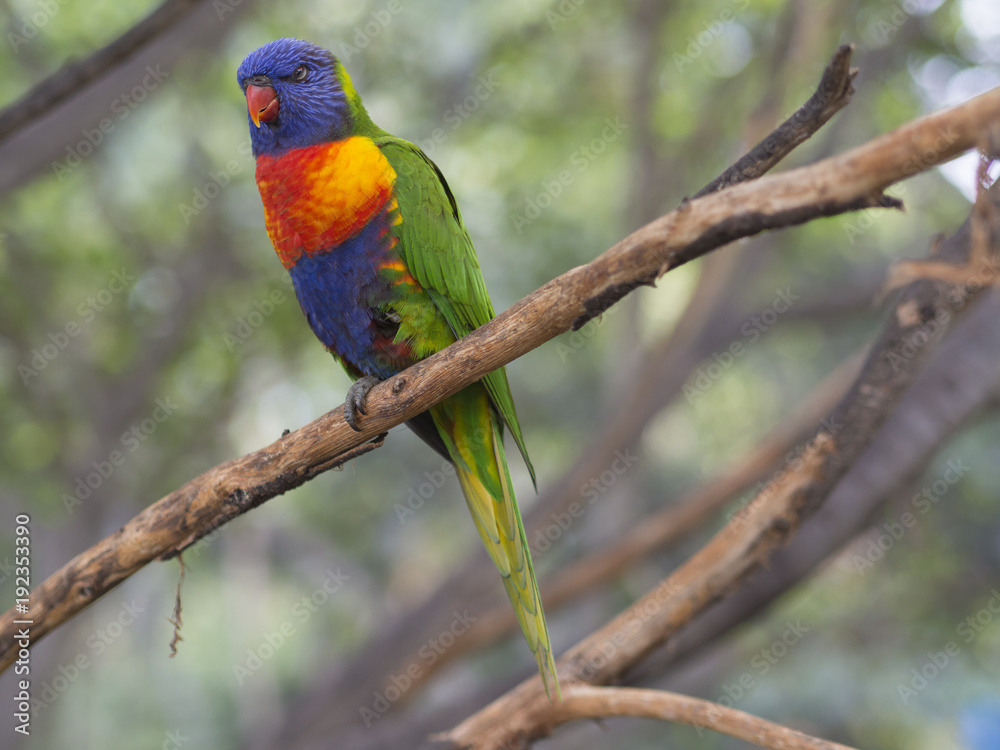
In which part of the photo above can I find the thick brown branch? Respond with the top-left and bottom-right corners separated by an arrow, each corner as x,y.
541,355 -> 860,603
436,182 -> 1000,748
393,351 -> 862,689
565,83 -> 998,326
634,288 -> 1000,687
542,685 -> 858,750
2,83 -> 998,676
0,0 -> 206,144
0,433 -> 386,672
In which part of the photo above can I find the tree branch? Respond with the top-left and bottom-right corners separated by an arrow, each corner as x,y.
538,685 -> 858,750
436,175 -> 1000,749
2,78 -> 998,675
693,43 -> 857,199
635,287 -> 1000,688
0,0 -> 207,144
433,349 -> 862,665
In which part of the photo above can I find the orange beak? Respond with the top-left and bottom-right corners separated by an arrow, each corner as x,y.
246,84 -> 279,128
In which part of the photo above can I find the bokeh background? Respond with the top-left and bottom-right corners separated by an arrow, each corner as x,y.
1,0 -> 999,748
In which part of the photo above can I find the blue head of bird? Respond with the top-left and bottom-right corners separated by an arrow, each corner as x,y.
237,38 -> 353,157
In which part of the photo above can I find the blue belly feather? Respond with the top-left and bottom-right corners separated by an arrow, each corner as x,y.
287,209 -> 401,379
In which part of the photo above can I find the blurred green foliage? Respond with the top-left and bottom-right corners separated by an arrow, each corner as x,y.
1,0 -> 999,748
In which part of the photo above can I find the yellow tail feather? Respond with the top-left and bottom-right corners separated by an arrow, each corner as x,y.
452,421 -> 561,701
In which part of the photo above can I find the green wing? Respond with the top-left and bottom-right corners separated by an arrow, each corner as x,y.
378,137 -> 536,487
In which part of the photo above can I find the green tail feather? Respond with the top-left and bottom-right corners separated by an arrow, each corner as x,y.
431,385 -> 561,701
492,418 -> 560,701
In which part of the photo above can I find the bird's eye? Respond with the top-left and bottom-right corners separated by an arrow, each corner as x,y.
292,65 -> 308,82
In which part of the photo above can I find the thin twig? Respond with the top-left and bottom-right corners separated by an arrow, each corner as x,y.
167,554 -> 185,657
693,43 -> 856,198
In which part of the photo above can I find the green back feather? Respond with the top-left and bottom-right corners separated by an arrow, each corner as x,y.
377,137 -> 536,487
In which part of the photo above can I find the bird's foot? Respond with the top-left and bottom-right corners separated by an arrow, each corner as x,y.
344,375 -> 382,432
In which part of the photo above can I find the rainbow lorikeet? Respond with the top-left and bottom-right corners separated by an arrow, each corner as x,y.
237,38 -> 559,699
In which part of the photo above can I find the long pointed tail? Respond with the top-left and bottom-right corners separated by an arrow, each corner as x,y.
432,387 -> 560,700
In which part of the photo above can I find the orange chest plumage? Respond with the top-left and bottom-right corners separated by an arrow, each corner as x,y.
254,137 -> 397,269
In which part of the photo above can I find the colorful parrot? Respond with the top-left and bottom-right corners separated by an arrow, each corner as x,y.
237,38 -> 559,699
